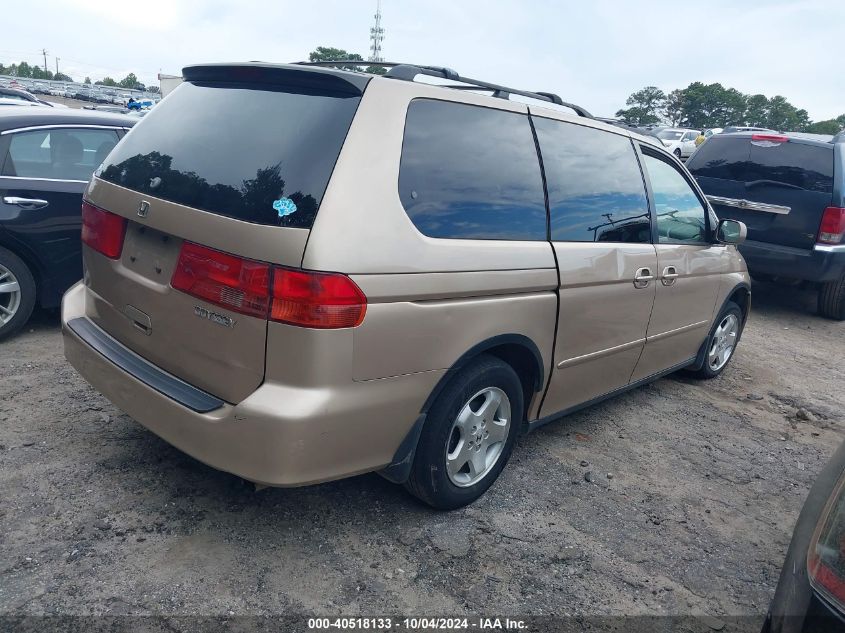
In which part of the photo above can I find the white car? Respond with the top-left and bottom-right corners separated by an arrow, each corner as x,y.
654,128 -> 701,160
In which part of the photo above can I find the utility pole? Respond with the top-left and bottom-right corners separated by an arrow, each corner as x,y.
55,57 -> 60,78
41,48 -> 48,75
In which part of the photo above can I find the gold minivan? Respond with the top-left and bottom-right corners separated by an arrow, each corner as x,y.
62,62 -> 750,509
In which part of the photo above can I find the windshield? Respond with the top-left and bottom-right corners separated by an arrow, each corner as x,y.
657,130 -> 684,141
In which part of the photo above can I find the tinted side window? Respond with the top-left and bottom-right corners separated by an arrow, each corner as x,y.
643,153 -> 708,244
686,136 -> 750,180
3,128 -> 120,181
747,141 -> 833,193
398,100 -> 546,240
533,118 -> 650,243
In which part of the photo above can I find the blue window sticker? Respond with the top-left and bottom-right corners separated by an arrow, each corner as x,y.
273,197 -> 298,218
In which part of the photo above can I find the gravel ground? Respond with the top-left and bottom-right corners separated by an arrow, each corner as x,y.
0,280 -> 842,627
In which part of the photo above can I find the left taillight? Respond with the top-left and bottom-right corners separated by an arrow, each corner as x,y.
818,207 -> 845,245
81,201 -> 127,259
808,472 -> 845,614
171,241 -> 271,319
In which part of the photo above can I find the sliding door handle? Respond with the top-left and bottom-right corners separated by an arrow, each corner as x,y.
633,268 -> 654,289
661,266 -> 679,286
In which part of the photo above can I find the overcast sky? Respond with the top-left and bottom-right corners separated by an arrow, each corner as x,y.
4,0 -> 842,120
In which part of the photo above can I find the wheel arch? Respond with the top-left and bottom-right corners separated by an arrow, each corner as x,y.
379,333 -> 546,484
419,333 -> 545,416
689,281 -> 751,371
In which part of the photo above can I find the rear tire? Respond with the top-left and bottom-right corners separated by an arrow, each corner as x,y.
818,275 -> 845,320
405,355 -> 523,510
674,148 -> 682,159
686,301 -> 744,379
0,247 -> 36,342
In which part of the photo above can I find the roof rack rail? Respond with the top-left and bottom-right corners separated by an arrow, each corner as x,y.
294,60 -> 593,119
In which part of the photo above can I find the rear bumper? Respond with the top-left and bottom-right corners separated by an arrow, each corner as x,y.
740,240 -> 845,283
61,281 -> 442,487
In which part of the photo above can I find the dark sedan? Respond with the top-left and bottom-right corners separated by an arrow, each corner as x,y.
0,107 -> 136,339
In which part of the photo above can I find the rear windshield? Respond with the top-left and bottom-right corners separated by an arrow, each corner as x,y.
98,81 -> 361,228
687,136 -> 833,193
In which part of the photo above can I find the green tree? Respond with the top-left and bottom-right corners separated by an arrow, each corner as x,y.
54,72 -> 73,82
615,86 -> 665,125
119,73 -> 139,88
745,94 -> 769,127
308,46 -> 364,71
16,61 -> 33,78
96,77 -> 118,87
766,96 -> 808,131
84,76 -> 91,84
676,82 -> 747,129
805,119 -> 844,135
663,89 -> 683,126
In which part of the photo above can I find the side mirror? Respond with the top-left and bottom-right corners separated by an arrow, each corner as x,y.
717,219 -> 747,244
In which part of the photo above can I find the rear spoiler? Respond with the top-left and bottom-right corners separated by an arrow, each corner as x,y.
181,63 -> 370,97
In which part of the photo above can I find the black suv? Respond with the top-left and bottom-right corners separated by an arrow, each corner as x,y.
688,131 -> 845,319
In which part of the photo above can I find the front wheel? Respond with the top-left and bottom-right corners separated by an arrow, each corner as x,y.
674,148 -> 682,159
404,354 -> 523,510
686,301 -> 744,379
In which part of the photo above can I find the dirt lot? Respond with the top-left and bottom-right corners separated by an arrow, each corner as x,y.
1,281 -> 842,627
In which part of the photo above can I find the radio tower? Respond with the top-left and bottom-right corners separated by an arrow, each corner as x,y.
369,0 -> 385,63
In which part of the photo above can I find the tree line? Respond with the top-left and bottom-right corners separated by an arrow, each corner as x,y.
0,60 -> 158,92
617,83 -> 845,135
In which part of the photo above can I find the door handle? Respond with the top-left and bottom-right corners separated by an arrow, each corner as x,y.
3,197 -> 49,210
633,267 -> 654,289
661,266 -> 679,286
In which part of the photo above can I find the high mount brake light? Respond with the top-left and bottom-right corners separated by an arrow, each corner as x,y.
171,242 -> 367,328
81,201 -> 127,259
751,133 -> 789,143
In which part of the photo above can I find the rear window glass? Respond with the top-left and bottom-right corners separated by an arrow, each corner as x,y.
98,81 -> 361,228
398,99 -> 546,241
687,136 -> 833,193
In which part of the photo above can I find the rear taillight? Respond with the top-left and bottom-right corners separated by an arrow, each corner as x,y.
171,242 -> 366,328
271,268 -> 366,329
81,201 -> 127,259
171,242 -> 271,318
818,207 -> 845,245
808,473 -> 845,615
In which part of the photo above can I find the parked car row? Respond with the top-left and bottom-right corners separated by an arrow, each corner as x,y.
0,75 -> 157,106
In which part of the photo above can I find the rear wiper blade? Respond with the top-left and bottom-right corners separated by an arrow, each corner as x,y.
745,179 -> 802,190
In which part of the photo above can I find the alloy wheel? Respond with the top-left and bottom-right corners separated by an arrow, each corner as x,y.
708,313 -> 739,372
445,387 -> 511,487
0,264 -> 21,327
